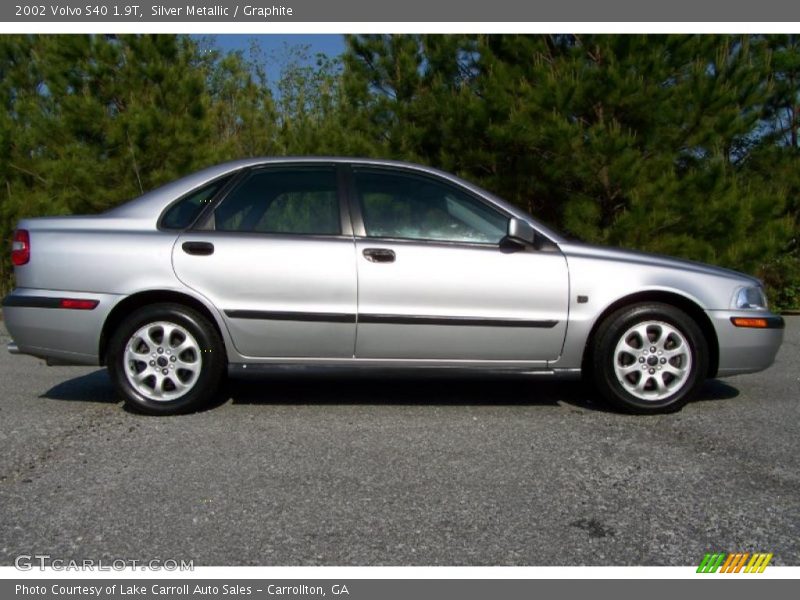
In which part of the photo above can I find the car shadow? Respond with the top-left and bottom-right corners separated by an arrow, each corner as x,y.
40,369 -> 119,404
691,378 -> 740,403
226,375 -> 601,410
40,369 -> 740,413
225,374 -> 740,412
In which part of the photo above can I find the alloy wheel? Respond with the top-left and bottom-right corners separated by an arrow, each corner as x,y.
123,321 -> 202,401
612,320 -> 692,401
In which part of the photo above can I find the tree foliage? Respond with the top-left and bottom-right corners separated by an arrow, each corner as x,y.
1,34 -> 798,308
344,34 -> 799,308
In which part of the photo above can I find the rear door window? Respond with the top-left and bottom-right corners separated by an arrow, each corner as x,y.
214,167 -> 340,235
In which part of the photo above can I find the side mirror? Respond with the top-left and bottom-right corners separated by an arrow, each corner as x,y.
507,218 -> 536,246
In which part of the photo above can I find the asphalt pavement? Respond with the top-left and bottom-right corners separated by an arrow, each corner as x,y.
0,319 -> 798,566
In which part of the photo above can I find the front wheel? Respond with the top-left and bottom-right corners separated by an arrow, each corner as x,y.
107,303 -> 225,415
590,303 -> 708,414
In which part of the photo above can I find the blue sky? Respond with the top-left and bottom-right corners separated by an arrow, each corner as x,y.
211,34 -> 346,62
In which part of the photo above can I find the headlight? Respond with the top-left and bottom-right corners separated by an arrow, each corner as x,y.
733,286 -> 768,310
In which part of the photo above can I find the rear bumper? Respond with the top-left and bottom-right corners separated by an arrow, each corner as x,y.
3,288 -> 121,365
708,310 -> 785,376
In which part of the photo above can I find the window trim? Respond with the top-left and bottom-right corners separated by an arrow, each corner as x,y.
344,164 -> 514,248
175,229 -> 355,243
192,162 -> 353,238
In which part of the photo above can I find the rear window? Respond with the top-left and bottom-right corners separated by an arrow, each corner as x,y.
160,174 -> 234,230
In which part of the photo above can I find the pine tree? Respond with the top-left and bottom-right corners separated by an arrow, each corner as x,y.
342,34 -> 798,306
1,34 -> 797,307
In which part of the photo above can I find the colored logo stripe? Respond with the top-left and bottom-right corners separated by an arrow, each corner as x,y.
697,553 -> 726,573
720,553 -> 749,573
745,553 -> 773,573
697,552 -> 772,573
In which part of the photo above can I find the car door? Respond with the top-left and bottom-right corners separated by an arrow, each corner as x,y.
172,165 -> 357,358
349,166 -> 569,363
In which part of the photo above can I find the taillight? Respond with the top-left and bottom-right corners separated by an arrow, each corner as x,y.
11,229 -> 30,266
59,298 -> 99,310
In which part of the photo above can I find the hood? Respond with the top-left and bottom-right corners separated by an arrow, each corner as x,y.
558,242 -> 761,286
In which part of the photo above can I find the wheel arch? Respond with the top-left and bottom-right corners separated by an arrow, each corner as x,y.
99,290 -> 228,365
580,290 -> 719,378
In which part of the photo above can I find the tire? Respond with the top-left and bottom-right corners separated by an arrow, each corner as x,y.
590,302 -> 708,414
107,303 -> 225,415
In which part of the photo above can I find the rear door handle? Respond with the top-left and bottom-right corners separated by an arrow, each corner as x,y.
182,241 -> 215,256
362,248 -> 396,263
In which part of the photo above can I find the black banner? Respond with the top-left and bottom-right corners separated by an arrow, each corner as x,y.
4,579 -> 799,600
3,0 -> 800,22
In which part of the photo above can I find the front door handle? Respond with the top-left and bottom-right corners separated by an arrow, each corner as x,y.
182,241 -> 215,256
362,248 -> 396,263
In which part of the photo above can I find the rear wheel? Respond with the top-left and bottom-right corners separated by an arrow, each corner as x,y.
591,303 -> 708,414
107,303 -> 225,415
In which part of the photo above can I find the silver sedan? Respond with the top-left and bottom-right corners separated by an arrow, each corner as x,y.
3,158 -> 784,414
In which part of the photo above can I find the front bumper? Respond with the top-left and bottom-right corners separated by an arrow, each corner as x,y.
708,310 -> 785,376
